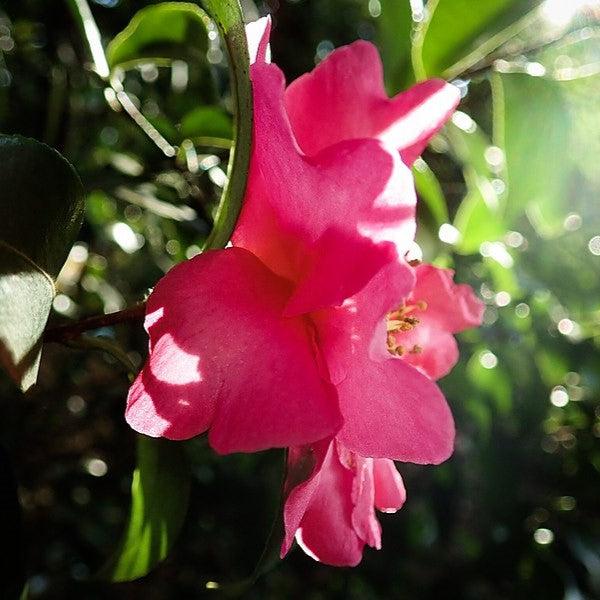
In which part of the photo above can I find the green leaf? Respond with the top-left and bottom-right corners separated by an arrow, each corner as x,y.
0,135 -> 83,390
493,73 -> 571,236
467,351 -> 512,415
377,0 -> 414,91
445,119 -> 505,253
412,0 -> 542,80
107,2 -> 210,70
412,158 -> 449,227
446,119 -> 495,180
200,0 -> 252,251
180,106 -> 233,140
101,436 -> 191,582
454,178 -> 505,254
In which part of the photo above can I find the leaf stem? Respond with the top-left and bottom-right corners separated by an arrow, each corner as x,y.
44,303 -> 146,344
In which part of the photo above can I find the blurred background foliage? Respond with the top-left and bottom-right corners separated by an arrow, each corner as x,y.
0,0 -> 600,598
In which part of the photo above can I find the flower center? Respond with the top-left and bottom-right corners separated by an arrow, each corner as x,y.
386,300 -> 427,356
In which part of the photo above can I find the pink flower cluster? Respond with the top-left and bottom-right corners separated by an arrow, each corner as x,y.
125,18 -> 483,566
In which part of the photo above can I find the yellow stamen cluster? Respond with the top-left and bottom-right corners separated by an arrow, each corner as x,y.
386,301 -> 427,356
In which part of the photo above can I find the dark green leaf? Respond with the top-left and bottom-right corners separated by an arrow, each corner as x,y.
377,0 -> 414,91
0,135 -> 83,390
107,2 -> 210,70
101,436 -> 191,582
180,106 -> 233,140
413,0 -> 542,80
493,73 -> 571,235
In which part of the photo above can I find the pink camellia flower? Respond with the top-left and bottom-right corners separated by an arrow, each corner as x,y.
281,263 -> 483,566
282,439 -> 406,567
125,18 -> 463,460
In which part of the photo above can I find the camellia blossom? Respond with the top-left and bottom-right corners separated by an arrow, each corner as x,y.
282,263 -> 483,566
125,17 -> 467,467
282,439 -> 406,567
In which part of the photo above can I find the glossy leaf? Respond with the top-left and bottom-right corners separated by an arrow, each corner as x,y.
0,135 -> 83,390
101,436 -> 191,582
493,73 -> 571,236
107,2 -> 210,70
412,0 -> 542,80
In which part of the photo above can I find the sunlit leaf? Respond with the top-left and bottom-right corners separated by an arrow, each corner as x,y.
413,158 -> 449,228
101,437 -> 191,582
107,2 -> 210,70
454,179 -> 505,254
413,0 -> 542,80
446,119 -> 505,254
493,73 -> 571,236
0,135 -> 83,390
467,351 -> 512,416
484,257 -> 520,297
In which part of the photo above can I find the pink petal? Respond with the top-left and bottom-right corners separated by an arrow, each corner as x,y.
281,440 -> 330,558
316,260 -> 454,463
393,324 -> 460,380
232,59 -> 416,308
126,248 -> 341,453
246,16 -> 271,65
373,459 -> 406,513
312,259 -> 415,385
284,441 -> 365,566
349,455 -> 382,549
336,355 -> 455,463
411,264 -> 484,333
285,40 -> 460,165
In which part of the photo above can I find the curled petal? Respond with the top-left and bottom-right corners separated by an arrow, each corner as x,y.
246,15 -> 271,65
350,455 -> 381,549
373,459 -> 406,513
285,40 -> 460,165
126,248 -> 341,453
283,441 -> 365,566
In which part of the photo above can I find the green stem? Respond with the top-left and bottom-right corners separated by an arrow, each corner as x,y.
443,7 -> 542,81
201,0 -> 253,251
67,0 -> 110,79
68,335 -> 138,380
